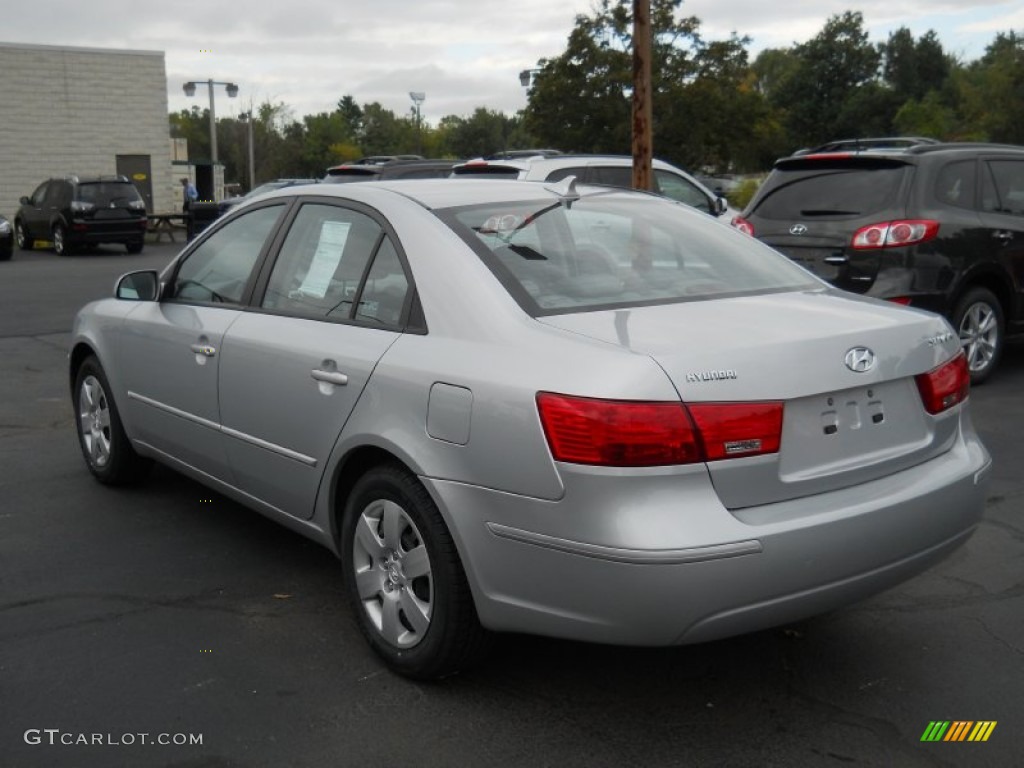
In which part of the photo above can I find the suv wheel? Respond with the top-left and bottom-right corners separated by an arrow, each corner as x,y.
53,223 -> 74,256
953,287 -> 1004,385
15,220 -> 33,251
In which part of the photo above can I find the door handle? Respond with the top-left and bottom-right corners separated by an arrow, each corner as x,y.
190,343 -> 216,357
993,230 -> 1014,243
311,369 -> 348,386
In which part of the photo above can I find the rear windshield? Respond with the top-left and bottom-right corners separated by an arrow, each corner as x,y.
451,165 -> 522,179
751,159 -> 909,219
77,182 -> 142,205
323,168 -> 381,183
438,191 -> 818,315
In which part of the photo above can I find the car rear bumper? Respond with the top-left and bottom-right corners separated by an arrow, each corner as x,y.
423,411 -> 991,646
70,220 -> 147,243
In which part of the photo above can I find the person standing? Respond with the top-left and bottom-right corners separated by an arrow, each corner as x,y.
181,177 -> 198,240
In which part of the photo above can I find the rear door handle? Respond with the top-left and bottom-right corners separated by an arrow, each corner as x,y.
311,369 -> 348,386
190,343 -> 216,357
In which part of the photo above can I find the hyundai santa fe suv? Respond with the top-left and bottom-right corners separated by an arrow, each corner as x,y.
16,175 -> 148,255
733,141 -> 1024,383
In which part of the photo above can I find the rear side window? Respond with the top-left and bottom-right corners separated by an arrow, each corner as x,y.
934,161 -> 976,210
983,159 -> 1024,216
752,160 -> 909,219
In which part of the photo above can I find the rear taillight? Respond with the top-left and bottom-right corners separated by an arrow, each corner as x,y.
851,219 -> 939,249
887,296 -> 912,305
915,352 -> 969,414
688,402 -> 784,460
731,215 -> 754,236
536,393 -> 783,467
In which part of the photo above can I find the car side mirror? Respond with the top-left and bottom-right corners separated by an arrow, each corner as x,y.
714,196 -> 728,216
115,270 -> 160,301
19,196 -> 30,206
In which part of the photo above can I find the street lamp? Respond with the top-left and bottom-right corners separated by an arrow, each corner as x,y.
183,79 -> 239,164
409,91 -> 425,155
239,110 -> 256,191
519,68 -> 541,88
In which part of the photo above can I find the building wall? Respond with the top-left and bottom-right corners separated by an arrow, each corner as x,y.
0,42 -> 174,219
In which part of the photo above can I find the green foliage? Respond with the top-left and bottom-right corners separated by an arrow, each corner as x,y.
728,178 -> 762,210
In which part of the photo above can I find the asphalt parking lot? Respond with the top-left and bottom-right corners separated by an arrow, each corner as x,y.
2,242 -> 1022,768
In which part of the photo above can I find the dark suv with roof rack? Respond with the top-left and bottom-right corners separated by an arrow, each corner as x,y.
323,158 -> 458,184
15,175 -> 148,255
733,139 -> 1024,382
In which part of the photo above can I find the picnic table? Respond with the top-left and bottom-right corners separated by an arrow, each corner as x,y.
147,212 -> 187,243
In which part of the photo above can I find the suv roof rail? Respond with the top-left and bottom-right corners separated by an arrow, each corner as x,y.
907,141 -> 1024,155
793,137 -> 939,156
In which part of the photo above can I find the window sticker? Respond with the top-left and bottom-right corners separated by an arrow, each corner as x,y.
297,220 -> 352,298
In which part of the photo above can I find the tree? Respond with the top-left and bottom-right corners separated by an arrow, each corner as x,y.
771,12 -> 883,147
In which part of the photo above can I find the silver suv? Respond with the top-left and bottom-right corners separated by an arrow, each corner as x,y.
452,154 -> 729,217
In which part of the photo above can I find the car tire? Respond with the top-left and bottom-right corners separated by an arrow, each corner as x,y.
73,355 -> 152,485
126,241 -> 144,254
341,463 -> 491,680
14,220 -> 33,251
953,287 -> 1004,385
53,223 -> 74,256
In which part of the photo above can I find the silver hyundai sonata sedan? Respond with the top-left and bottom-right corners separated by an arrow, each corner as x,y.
70,179 -> 991,679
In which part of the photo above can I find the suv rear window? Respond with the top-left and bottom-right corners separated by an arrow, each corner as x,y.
77,182 -> 142,205
439,192 -> 816,315
752,159 -> 909,219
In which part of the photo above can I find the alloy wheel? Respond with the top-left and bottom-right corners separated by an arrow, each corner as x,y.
78,375 -> 112,468
958,301 -> 998,373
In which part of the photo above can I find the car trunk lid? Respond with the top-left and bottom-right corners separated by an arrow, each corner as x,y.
538,290 -> 963,508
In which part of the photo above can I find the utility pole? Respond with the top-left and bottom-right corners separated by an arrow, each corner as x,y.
632,0 -> 653,191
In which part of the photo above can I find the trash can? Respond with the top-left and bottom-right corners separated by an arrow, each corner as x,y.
187,202 -> 221,241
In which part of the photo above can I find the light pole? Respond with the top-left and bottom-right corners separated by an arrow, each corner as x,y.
183,79 -> 239,165
240,109 -> 256,191
518,68 -> 541,88
409,91 -> 425,155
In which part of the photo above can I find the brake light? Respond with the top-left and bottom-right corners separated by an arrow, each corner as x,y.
536,393 -> 783,467
915,352 -> 969,414
731,215 -> 754,236
887,296 -> 912,305
851,220 -> 939,249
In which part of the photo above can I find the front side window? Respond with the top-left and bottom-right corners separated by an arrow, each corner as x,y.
440,191 -> 818,315
261,203 -> 407,326
30,182 -> 49,206
171,204 -> 284,304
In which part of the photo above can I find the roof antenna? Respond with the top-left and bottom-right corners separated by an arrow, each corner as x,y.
546,175 -> 580,207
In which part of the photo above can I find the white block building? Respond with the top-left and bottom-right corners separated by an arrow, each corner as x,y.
0,42 -> 175,219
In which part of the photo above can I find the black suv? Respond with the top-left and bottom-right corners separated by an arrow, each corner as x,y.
323,158 -> 458,183
734,141 -> 1024,382
15,175 -> 148,255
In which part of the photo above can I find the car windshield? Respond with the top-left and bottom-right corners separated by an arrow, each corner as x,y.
439,191 -> 819,315
77,182 -> 142,205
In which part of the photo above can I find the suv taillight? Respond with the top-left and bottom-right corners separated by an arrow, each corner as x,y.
851,219 -> 939,249
536,393 -> 783,467
915,352 -> 969,414
731,215 -> 754,236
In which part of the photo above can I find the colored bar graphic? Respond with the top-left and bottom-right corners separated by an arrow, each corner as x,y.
921,720 -> 996,742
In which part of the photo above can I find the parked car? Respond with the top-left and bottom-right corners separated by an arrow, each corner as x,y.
733,140 -> 1024,383
323,158 -> 458,183
0,215 -> 12,260
16,175 -> 148,255
70,179 -> 990,679
218,178 -> 319,216
451,154 -> 730,217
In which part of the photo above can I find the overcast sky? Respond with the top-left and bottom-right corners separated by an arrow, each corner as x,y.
5,0 -> 1021,123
